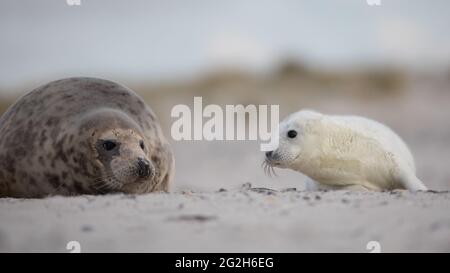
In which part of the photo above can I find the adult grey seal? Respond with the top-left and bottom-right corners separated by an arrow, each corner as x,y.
264,110 -> 427,191
0,77 -> 174,198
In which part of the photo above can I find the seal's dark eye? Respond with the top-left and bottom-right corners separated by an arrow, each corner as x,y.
102,141 -> 117,151
287,130 -> 297,139
139,140 -> 145,150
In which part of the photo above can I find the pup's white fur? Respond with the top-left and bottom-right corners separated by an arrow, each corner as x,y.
266,110 -> 427,191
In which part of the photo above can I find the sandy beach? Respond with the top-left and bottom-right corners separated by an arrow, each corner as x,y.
0,186 -> 449,253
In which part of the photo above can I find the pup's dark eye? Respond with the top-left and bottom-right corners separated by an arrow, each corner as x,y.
102,141 -> 117,151
139,140 -> 145,150
287,130 -> 297,139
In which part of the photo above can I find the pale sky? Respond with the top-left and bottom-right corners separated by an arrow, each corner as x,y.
0,0 -> 449,92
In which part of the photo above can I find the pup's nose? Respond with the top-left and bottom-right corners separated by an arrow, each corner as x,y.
137,158 -> 152,179
265,151 -> 273,158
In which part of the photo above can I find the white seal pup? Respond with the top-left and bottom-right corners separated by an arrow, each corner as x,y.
264,110 -> 427,191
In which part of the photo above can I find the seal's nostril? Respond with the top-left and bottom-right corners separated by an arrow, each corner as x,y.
137,158 -> 151,179
266,151 -> 273,158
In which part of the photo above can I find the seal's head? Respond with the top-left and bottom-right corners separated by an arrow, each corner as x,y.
78,109 -> 158,194
264,110 -> 322,173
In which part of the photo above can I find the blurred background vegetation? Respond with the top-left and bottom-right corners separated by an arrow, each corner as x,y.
0,61 -> 410,124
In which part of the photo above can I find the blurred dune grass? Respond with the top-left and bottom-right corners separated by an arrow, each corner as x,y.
133,61 -> 409,128
0,61 -> 409,119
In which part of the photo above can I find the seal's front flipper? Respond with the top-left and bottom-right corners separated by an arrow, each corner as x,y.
402,175 -> 428,192
304,177 -> 320,191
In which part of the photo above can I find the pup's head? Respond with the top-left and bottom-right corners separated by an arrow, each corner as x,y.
264,110 -> 322,172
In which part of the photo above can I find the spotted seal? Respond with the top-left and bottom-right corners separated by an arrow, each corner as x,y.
0,77 -> 174,198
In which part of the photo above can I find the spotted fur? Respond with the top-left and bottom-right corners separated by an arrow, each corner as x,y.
0,77 -> 174,198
